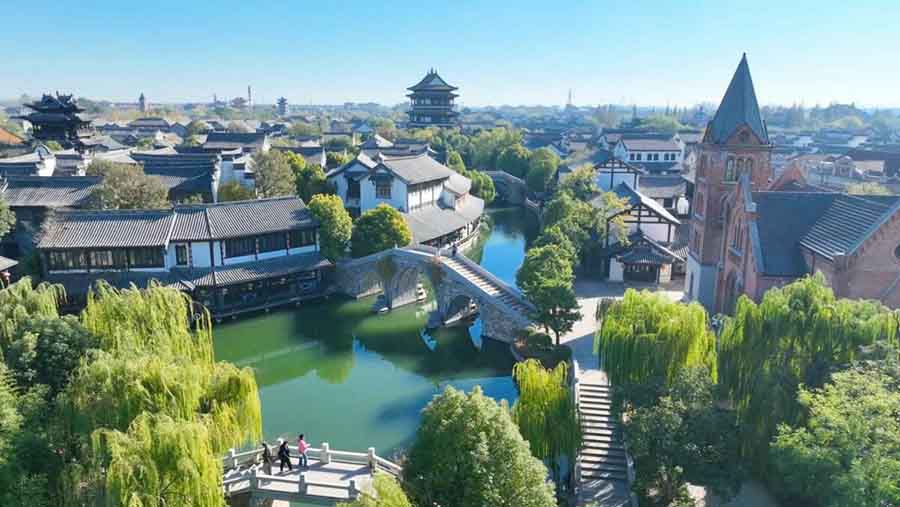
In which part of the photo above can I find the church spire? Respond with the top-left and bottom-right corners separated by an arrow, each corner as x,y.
705,53 -> 768,145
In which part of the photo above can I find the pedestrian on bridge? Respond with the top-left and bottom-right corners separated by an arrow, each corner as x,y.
261,441 -> 274,475
297,434 -> 309,468
278,440 -> 293,472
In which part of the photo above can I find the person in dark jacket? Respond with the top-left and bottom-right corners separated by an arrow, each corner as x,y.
261,441 -> 274,475
278,440 -> 293,472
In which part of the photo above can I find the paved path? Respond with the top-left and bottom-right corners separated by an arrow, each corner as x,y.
561,278 -> 685,507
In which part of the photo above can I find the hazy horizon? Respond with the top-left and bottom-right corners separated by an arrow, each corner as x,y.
4,1 -> 899,109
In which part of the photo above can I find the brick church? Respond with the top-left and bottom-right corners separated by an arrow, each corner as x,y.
685,54 -> 900,312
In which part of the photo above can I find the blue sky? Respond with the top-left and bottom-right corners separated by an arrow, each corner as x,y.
3,1 -> 898,107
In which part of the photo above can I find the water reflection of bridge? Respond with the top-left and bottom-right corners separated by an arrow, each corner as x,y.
336,246 -> 533,343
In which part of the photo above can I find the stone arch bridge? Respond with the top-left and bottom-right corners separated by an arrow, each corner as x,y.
335,245 -> 533,343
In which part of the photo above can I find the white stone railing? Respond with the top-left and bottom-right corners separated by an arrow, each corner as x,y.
223,442 -> 401,478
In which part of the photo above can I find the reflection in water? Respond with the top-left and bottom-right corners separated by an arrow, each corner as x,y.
213,207 -> 539,456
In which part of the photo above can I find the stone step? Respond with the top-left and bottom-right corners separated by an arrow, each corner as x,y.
580,469 -> 629,481
579,392 -> 613,402
582,434 -> 619,444
581,446 -> 627,457
579,402 -> 613,412
581,457 -> 628,468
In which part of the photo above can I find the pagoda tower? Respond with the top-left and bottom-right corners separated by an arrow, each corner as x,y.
17,93 -> 92,150
684,54 -> 772,310
406,69 -> 459,128
138,92 -> 148,113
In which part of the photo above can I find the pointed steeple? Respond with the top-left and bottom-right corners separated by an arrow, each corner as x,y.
705,53 -> 768,145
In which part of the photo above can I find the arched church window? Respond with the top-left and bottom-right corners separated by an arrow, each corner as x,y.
737,158 -> 745,171
725,157 -> 736,182
746,158 -> 754,177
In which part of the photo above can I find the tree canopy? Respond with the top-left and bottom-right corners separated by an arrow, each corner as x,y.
0,197 -> 14,241
526,147 -> 560,193
87,160 -> 170,210
217,180 -> 255,202
557,163 -> 598,201
718,274 -> 898,473
351,204 -> 412,258
516,244 -> 574,295
403,386 -> 556,507
496,144 -> 531,179
596,289 -> 716,386
308,194 -> 352,262
252,150 -> 296,198
286,151 -> 332,202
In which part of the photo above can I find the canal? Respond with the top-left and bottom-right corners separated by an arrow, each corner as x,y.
213,207 -> 540,457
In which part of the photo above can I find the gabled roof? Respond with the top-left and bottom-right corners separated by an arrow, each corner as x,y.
360,134 -> 393,149
799,194 -> 900,260
407,70 -> 458,92
618,136 -> 680,151
607,182 -> 680,225
378,153 -> 455,185
637,175 -> 686,199
704,54 -> 769,145
2,176 -> 101,208
38,209 -> 176,249
171,196 -> 316,241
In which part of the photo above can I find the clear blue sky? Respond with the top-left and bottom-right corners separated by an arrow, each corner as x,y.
3,1 -> 898,108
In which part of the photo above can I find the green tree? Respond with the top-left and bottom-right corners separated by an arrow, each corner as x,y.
64,283 -> 262,506
470,128 -> 522,171
227,120 -> 251,133
325,137 -> 352,151
135,137 -> 155,149
308,194 -> 352,262
512,359 -> 581,496
44,141 -> 63,151
533,224 -> 578,264
770,362 -> 900,507
529,282 -> 581,345
467,170 -> 496,204
403,386 -> 556,507
497,144 -> 531,179
0,197 -> 14,240
217,180 -> 255,202
596,289 -> 716,386
87,160 -> 170,210
287,152 -> 332,202
351,204 -> 412,258
338,473 -> 411,507
543,191 -> 594,231
636,115 -> 685,134
288,122 -> 321,137
185,120 -> 209,137
558,163 -> 598,201
623,368 -> 742,506
372,119 -> 397,140
718,274 -> 898,473
516,245 -> 574,296
327,151 -> 351,169
526,147 -> 560,193
447,149 -> 467,173
252,150 -> 295,197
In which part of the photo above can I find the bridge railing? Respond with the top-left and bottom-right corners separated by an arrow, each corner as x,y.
450,251 -> 535,312
223,443 -> 402,478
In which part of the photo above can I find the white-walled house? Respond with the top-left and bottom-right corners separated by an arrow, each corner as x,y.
613,136 -> 683,174
328,152 -> 484,247
36,197 -> 329,315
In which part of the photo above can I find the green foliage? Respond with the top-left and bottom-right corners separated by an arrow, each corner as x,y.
309,194 -> 352,262
558,163 -> 598,201
469,128 -> 523,171
403,386 -> 556,507
526,147 -> 560,193
0,196 -> 14,240
185,120 -> 209,137
467,170 -> 496,204
529,283 -> 582,344
63,283 -> 262,505
623,368 -> 742,506
178,193 -> 205,204
325,137 -> 352,151
596,289 -> 716,386
252,150 -> 295,198
512,360 -> 581,493
227,120 -> 251,133
718,274 -> 898,472
217,180 -> 255,202
0,278 -> 64,345
516,245 -> 574,296
351,204 -> 412,257
543,191 -> 593,230
847,181 -> 892,195
446,149 -> 466,173
496,144 -> 531,178
371,119 -> 397,140
44,141 -> 63,151
533,224 -> 578,264
770,361 -> 900,506
135,137 -> 155,149
590,191 -> 630,246
87,160 -> 170,210
636,115 -> 685,134
327,151 -> 351,169
338,473 -> 411,507
286,151 -> 333,202
288,122 -> 321,137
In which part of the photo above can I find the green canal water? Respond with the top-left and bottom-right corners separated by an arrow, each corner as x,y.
213,207 -> 540,458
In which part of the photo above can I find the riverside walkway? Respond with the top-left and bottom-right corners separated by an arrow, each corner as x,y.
222,443 -> 401,506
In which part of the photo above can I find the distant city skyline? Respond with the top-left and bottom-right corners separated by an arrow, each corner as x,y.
3,1 -> 899,108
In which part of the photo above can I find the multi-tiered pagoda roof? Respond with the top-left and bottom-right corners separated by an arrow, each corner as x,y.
17,93 -> 92,149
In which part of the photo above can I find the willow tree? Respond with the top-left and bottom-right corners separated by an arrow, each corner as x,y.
0,278 -> 64,347
63,282 -> 261,507
512,359 -> 581,496
595,289 -> 716,386
718,274 -> 898,473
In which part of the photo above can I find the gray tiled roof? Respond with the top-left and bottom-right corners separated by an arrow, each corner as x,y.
38,209 -> 175,249
131,151 -> 218,195
637,175 -> 686,199
705,54 -> 769,145
403,196 -> 483,244
172,197 -> 315,241
407,70 -> 457,92
798,194 -> 900,260
380,153 -> 454,184
173,252 -> 328,288
203,132 -> 267,150
752,192 -> 837,276
3,176 -> 101,208
608,182 -> 680,225
620,137 -> 680,151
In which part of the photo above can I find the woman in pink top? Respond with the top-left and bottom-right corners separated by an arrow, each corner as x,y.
297,434 -> 309,467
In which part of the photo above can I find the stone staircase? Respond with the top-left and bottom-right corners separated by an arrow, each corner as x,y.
578,382 -> 628,490
441,256 -> 531,315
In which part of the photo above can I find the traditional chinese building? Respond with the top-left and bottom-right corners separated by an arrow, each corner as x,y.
16,93 -> 92,149
406,69 -> 459,128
